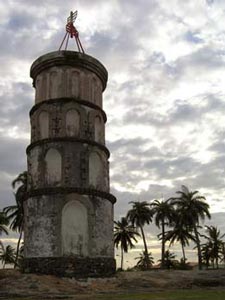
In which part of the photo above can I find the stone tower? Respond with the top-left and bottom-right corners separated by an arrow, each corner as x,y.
24,51 -> 116,277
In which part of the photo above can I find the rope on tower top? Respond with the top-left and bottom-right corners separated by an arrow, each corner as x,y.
59,10 -> 85,53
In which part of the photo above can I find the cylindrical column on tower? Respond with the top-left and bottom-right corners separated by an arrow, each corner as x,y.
23,51 -> 116,277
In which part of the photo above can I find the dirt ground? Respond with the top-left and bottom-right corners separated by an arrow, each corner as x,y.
1,268 -> 225,299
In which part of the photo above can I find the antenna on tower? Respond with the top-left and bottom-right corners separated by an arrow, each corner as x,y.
59,10 -> 85,53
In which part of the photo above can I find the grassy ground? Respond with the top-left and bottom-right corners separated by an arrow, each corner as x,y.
4,290 -> 225,300
93,290 -> 225,300
2,269 -> 225,299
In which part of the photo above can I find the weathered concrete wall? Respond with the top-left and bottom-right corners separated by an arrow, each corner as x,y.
25,51 -> 116,277
35,67 -> 103,106
62,200 -> 89,256
30,99 -> 106,144
31,51 -> 106,107
65,109 -> 80,136
23,257 -> 116,278
45,148 -> 62,186
24,194 -> 114,258
39,111 -> 49,139
24,195 -> 60,257
27,142 -> 109,191
27,146 -> 41,189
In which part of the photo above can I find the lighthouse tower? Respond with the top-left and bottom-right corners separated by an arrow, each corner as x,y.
23,40 -> 116,276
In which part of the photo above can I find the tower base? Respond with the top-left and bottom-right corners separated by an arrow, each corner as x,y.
23,256 -> 116,278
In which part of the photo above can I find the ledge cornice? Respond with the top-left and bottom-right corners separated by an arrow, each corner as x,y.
29,97 -> 107,122
26,187 -> 116,204
26,137 -> 110,158
30,51 -> 108,91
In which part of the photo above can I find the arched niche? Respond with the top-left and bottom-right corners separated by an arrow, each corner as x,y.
45,148 -> 61,186
95,80 -> 102,107
35,75 -> 42,103
83,74 -> 91,100
49,71 -> 58,98
92,76 -> 97,104
61,200 -> 88,256
39,111 -> 49,139
66,109 -> 80,136
89,152 -> 103,188
94,115 -> 104,144
71,70 -> 80,97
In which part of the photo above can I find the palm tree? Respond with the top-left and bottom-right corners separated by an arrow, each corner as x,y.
4,171 -> 27,268
170,185 -> 211,270
16,242 -> 24,269
135,251 -> 154,270
161,250 -> 177,269
0,211 -> 9,236
127,201 -> 153,268
203,225 -> 225,269
165,223 -> 196,262
220,243 -> 225,268
114,217 -> 140,270
201,243 -> 212,269
0,212 -> 9,262
0,244 -> 16,268
151,199 -> 175,268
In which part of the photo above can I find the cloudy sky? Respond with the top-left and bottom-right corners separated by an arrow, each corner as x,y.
1,0 -> 225,266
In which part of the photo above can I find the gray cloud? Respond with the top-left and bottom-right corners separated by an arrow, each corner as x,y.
0,137 -> 26,174
0,82 -> 31,134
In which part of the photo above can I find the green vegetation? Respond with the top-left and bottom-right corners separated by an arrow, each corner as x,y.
0,212 -> 9,236
114,217 -> 140,270
159,249 -> 177,269
201,225 -> 225,269
114,185 -> 223,271
1,171 -> 225,272
164,220 -> 196,262
6,290 -> 225,300
135,250 -> 154,269
170,185 -> 211,270
0,171 -> 27,269
92,290 -> 225,300
0,176 -> 225,298
0,244 -> 16,268
4,171 -> 27,267
150,199 -> 175,268
127,201 -> 153,268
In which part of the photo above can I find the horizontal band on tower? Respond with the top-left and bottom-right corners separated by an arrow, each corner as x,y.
26,137 -> 110,158
23,256 -> 116,278
29,97 -> 107,122
26,187 -> 117,204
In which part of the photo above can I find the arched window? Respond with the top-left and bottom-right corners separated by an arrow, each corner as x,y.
89,152 -> 103,188
83,75 -> 91,100
35,75 -> 42,102
62,200 -> 88,256
94,115 -> 104,143
71,71 -> 80,97
66,109 -> 80,136
39,111 -> 49,139
49,71 -> 58,98
95,80 -> 102,107
45,148 -> 61,186
92,77 -> 97,104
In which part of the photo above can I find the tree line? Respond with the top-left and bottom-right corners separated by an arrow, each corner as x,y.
0,172 -> 224,271
114,185 -> 225,270
0,172 -> 26,268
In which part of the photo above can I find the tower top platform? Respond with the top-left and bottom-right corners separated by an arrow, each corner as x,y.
30,51 -> 108,91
